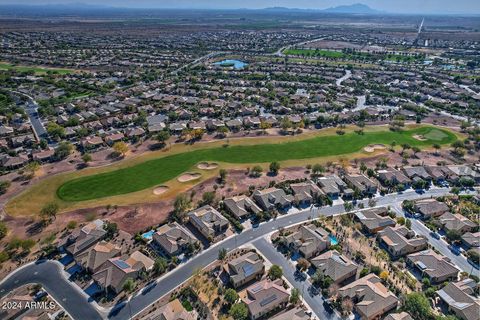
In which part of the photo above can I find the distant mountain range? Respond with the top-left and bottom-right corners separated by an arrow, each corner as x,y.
263,4 -> 381,14
323,3 -> 381,14
0,2 -> 382,15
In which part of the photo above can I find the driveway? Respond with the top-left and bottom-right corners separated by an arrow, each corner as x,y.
391,202 -> 479,277
253,238 -> 340,320
0,187 -> 473,320
0,260 -> 103,320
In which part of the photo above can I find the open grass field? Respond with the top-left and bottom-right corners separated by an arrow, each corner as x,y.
0,62 -> 74,75
5,125 -> 459,217
282,49 -> 423,63
57,126 -> 455,201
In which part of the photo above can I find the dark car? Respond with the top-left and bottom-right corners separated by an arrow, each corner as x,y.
323,300 -> 334,314
430,231 -> 440,240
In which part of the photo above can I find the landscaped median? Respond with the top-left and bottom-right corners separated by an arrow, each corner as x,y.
6,125 -> 458,216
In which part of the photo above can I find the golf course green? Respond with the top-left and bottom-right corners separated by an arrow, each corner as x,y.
57,126 -> 456,201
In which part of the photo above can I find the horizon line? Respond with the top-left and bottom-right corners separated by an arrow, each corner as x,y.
0,3 -> 479,16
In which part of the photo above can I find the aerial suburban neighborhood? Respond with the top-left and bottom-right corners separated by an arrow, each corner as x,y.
0,1 -> 479,320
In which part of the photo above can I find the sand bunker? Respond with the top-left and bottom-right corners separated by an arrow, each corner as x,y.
153,186 -> 169,195
177,172 -> 202,182
364,144 -> 387,153
413,134 -> 427,141
197,162 -> 219,170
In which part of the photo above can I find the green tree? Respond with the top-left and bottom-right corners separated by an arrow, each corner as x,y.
122,278 -> 136,293
269,161 -> 280,175
360,162 -> 367,173
403,292 -> 432,320
268,265 -> 283,280
229,303 -> 248,320
153,257 -> 168,275
54,142 -> 73,160
402,200 -> 415,213
280,117 -> 293,131
218,248 -> 227,261
290,288 -> 301,305
0,180 -> 10,194
24,161 -> 40,178
201,191 -> 215,205
0,222 -> 8,240
296,258 -> 310,272
40,202 -> 59,223
66,221 -> 77,230
21,239 -> 35,252
46,122 -> 65,140
82,153 -> 92,165
156,131 -> 170,144
103,221 -> 118,238
343,202 -> 354,212
219,169 -> 227,183
312,163 -> 326,176
173,193 -> 191,220
446,230 -> 462,243
224,288 -> 239,305
250,166 -> 263,177
405,219 -> 412,229
113,141 -> 129,157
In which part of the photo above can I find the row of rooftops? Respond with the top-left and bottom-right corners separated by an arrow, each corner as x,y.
58,219 -> 154,293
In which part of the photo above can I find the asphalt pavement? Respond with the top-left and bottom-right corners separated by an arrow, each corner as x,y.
253,238 -> 339,320
0,187 -> 476,320
0,260 -> 103,320
391,203 -> 479,277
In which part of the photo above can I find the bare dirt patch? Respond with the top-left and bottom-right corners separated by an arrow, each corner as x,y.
153,185 -> 169,195
413,134 -> 427,141
363,144 -> 386,153
197,162 -> 219,170
177,172 -> 202,182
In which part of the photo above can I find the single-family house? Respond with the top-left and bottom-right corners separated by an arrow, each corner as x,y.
240,279 -> 289,320
338,274 -> 399,320
188,205 -> 229,241
284,224 -> 330,258
311,250 -> 358,284
152,222 -> 197,257
407,250 -> 459,284
377,226 -> 428,258
224,195 -> 262,220
224,252 -> 265,288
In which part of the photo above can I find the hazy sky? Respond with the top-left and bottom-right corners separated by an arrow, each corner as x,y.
2,0 -> 480,14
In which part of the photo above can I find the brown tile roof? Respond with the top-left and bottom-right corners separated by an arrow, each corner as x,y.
339,274 -> 399,320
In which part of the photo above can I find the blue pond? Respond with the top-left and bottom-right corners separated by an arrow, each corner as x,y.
213,59 -> 248,70
329,234 -> 339,246
142,230 -> 155,240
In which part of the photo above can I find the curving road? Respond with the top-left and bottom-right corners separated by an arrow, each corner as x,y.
0,260 -> 104,320
0,187 -> 476,320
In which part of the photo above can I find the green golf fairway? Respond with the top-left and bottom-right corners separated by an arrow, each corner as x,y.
57,126 -> 456,201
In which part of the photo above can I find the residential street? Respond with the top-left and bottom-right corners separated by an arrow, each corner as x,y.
11,90 -> 49,142
0,187 -> 476,320
0,260 -> 104,320
392,203 -> 479,277
253,238 -> 339,320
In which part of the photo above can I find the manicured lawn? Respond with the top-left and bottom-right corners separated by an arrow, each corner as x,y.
0,62 -> 74,75
283,49 -> 345,58
181,300 -> 193,312
283,49 -> 423,63
57,126 -> 456,202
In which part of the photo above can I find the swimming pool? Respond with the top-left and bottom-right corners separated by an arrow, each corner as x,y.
213,59 -> 248,70
329,234 -> 339,246
142,230 -> 155,240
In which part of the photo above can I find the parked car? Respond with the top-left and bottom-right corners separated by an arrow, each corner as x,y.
430,231 -> 440,240
448,244 -> 461,255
